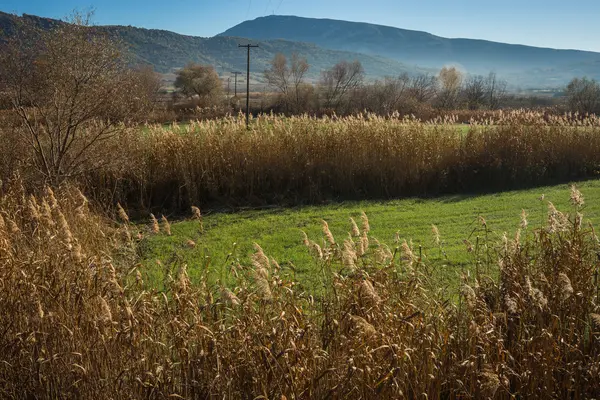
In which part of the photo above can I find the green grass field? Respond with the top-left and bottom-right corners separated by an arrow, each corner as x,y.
138,179 -> 600,291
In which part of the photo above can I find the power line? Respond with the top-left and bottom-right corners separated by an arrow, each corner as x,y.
275,0 -> 284,13
263,0 -> 272,15
245,0 -> 252,19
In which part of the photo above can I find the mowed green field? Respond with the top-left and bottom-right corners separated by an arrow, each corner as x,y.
139,179 -> 600,291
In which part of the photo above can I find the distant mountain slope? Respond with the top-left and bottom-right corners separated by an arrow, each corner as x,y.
3,12 -> 597,87
0,12 -> 428,81
220,15 -> 600,85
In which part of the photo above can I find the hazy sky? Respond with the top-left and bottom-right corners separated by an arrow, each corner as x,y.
1,0 -> 599,52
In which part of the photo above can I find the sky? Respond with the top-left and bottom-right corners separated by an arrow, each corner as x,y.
1,0 -> 599,52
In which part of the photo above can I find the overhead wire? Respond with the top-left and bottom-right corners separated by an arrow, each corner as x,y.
275,0 -> 284,14
245,0 -> 252,19
263,0 -> 272,15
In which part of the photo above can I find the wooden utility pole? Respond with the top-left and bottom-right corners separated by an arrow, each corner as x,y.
232,71 -> 242,97
238,44 -> 259,128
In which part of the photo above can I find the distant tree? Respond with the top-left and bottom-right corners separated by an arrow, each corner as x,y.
129,64 -> 163,114
174,63 -> 223,105
321,60 -> 365,109
0,12 -> 160,185
486,72 -> 508,110
380,74 -> 410,113
264,54 -> 289,97
463,75 -> 487,110
436,66 -> 463,109
263,53 -> 309,111
289,54 -> 310,106
565,77 -> 600,115
295,82 -> 317,112
370,73 -> 437,114
360,74 -> 410,114
408,73 -> 438,103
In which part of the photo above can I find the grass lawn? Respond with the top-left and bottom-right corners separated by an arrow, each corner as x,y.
138,179 -> 600,291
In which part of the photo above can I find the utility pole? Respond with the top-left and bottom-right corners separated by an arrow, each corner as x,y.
238,44 -> 259,128
231,71 -> 242,97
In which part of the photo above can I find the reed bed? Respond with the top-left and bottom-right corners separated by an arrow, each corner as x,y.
1,179 -> 599,398
73,110 -> 600,212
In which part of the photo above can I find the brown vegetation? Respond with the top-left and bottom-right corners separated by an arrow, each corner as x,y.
0,13 -> 160,186
174,63 -> 223,107
264,53 -> 310,112
2,12 -> 600,400
41,111 -> 600,212
0,180 -> 598,398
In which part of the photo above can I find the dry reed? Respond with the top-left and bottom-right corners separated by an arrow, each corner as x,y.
26,110 -> 599,213
0,140 -> 599,398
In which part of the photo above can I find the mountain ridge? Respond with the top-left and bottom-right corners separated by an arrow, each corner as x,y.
232,15 -> 590,52
220,15 -> 600,85
1,11 -> 598,87
0,11 -> 430,81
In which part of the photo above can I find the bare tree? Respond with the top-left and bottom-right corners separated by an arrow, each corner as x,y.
408,73 -> 438,103
321,60 -> 365,109
174,63 -> 223,105
386,74 -> 410,107
264,53 -> 290,98
129,64 -> 163,117
366,74 -> 410,114
463,75 -> 487,110
290,53 -> 309,107
264,53 -> 309,111
565,77 -> 600,115
486,72 -> 507,110
0,12 -> 159,185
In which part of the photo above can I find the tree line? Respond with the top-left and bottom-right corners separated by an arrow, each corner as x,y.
174,54 -> 511,114
175,53 -> 600,117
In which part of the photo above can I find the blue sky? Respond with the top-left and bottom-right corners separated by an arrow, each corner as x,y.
1,0 -> 599,51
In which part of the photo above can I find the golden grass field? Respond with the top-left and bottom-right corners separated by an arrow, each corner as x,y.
2,111 -> 600,398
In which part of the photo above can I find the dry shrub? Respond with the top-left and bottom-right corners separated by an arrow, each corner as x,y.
1,184 -> 600,398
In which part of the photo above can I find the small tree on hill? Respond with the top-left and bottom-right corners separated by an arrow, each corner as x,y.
174,63 -> 223,106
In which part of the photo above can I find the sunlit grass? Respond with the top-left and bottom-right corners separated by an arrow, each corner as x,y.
139,179 -> 600,291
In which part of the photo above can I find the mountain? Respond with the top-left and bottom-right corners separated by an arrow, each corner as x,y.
2,11 -> 598,88
220,15 -> 600,86
0,11 -> 429,83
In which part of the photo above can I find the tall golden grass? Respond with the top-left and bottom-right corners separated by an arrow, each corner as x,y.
69,110 -> 600,212
2,109 -> 600,211
1,179 -> 599,398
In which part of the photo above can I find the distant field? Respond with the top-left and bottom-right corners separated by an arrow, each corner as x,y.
139,179 -> 600,291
